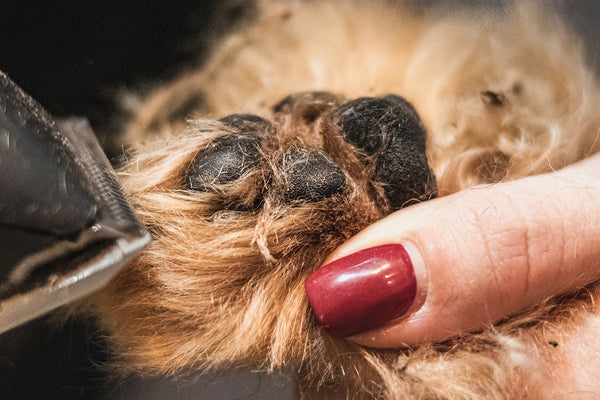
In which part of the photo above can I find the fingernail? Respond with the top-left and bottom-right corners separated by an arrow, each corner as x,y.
305,243 -> 418,338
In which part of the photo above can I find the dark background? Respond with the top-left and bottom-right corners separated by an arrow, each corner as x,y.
2,0 -> 599,153
0,0 -> 256,157
1,1 -> 600,399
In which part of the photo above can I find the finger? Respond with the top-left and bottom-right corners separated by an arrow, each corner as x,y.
305,153 -> 600,347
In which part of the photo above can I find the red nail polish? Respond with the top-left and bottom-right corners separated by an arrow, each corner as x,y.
305,244 -> 417,338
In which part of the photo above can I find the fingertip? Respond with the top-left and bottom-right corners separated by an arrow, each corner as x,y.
305,240 -> 429,341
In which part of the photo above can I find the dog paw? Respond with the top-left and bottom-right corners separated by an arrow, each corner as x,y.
91,92 -> 437,392
184,92 -> 436,214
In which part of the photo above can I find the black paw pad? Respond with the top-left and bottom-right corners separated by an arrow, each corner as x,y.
335,96 -> 436,209
335,96 -> 426,154
220,113 -> 272,133
273,91 -> 339,122
280,149 -> 346,203
186,134 -> 261,191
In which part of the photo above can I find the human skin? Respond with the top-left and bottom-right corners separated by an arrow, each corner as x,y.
310,153 -> 600,348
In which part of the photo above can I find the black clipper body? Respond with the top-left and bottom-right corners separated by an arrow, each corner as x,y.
0,71 -> 149,333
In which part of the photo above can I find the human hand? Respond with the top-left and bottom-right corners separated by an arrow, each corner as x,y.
305,153 -> 600,347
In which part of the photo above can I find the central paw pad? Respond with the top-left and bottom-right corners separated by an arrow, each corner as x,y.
280,149 -> 346,203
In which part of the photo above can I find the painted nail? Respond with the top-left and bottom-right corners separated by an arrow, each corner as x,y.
305,243 -> 417,338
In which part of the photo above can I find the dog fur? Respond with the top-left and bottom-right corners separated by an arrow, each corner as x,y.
83,1 -> 600,398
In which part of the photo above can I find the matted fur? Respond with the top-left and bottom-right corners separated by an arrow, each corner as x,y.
83,1 -> 600,399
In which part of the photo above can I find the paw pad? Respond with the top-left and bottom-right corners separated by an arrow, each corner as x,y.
280,148 -> 346,203
186,133 -> 261,191
273,91 -> 339,122
335,96 -> 435,209
220,113 -> 273,132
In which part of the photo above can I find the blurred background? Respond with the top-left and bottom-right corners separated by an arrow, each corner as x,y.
1,1 -> 600,399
